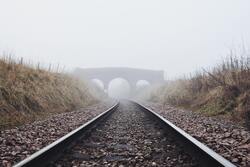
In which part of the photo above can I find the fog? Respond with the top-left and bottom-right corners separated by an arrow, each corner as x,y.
108,78 -> 131,98
92,79 -> 105,91
0,0 -> 250,78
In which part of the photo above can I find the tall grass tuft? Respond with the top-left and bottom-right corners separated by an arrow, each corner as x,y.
150,54 -> 250,128
0,55 -> 97,129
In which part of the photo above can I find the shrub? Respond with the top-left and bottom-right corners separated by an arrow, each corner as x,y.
0,55 -> 97,129
150,54 -> 250,128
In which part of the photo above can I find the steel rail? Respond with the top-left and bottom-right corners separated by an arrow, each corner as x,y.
133,101 -> 236,167
13,102 -> 119,167
13,100 -> 236,167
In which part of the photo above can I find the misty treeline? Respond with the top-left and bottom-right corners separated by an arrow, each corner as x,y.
0,55 -> 100,129
149,53 -> 250,128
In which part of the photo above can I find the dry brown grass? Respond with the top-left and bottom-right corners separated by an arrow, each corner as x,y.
150,54 -> 250,128
0,55 -> 97,129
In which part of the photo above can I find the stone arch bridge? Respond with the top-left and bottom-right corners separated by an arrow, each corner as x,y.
73,67 -> 164,91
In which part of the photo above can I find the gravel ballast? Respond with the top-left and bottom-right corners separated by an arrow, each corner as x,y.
0,101 -> 115,167
142,101 -> 250,167
53,101 -> 198,167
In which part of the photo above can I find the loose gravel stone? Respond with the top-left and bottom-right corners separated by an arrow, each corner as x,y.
53,101 -> 198,167
0,101 -> 115,167
142,101 -> 250,167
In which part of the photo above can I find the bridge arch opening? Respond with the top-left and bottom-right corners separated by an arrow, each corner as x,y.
136,80 -> 150,90
108,78 -> 131,99
91,78 -> 105,91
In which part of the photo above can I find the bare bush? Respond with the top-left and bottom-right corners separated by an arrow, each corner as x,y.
150,54 -> 250,128
0,55 -> 97,129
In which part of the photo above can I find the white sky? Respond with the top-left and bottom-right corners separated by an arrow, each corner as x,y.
0,0 -> 250,78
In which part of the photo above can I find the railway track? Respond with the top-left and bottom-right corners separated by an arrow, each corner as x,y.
14,101 -> 236,167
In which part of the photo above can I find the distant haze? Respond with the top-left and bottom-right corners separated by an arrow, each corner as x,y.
0,0 -> 250,78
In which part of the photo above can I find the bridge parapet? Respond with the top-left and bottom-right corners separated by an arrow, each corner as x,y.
73,67 -> 164,92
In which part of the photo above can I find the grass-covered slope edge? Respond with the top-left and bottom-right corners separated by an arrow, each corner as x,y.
0,57 -> 98,129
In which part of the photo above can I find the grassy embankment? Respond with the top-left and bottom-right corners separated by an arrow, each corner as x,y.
0,56 -> 98,129
149,55 -> 250,128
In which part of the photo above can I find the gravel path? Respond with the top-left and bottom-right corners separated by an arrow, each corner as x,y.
53,101 -> 198,167
142,101 -> 250,167
0,100 -> 115,167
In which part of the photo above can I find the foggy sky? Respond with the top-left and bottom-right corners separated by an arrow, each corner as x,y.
0,0 -> 250,78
